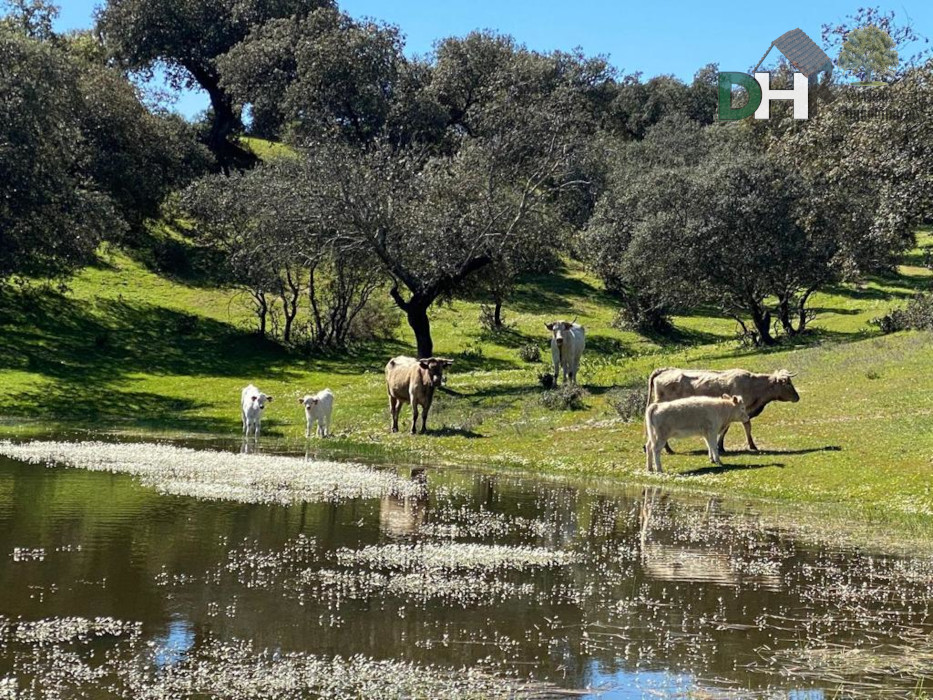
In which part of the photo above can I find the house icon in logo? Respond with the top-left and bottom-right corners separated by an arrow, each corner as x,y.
754,28 -> 833,83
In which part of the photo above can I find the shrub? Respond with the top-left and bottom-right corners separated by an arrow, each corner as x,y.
348,295 -> 402,342
537,369 -> 555,390
611,306 -> 672,335
608,385 -> 648,422
872,293 -> 933,334
540,384 -> 587,411
518,343 -> 541,363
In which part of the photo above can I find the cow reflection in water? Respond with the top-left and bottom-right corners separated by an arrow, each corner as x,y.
639,487 -> 782,591
379,468 -> 429,537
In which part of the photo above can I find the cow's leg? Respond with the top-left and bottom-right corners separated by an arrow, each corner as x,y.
702,435 -> 716,464
663,442 -> 675,455
652,444 -> 663,474
717,423 -> 731,453
389,397 -> 399,433
242,411 -> 248,436
646,438 -> 656,472
742,421 -> 758,451
410,404 -> 419,435
420,404 -> 430,434
707,431 -> 721,465
305,419 -> 311,439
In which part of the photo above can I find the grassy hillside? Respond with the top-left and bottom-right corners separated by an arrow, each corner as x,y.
1,233 -> 932,529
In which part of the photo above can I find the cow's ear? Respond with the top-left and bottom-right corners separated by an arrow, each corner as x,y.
443,359 -> 454,367
266,396 -> 273,402
732,396 -> 741,405
298,397 -> 304,404
419,360 -> 431,369
563,322 -> 572,330
545,323 -> 554,331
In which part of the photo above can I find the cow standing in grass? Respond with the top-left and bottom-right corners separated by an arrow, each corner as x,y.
299,389 -> 334,438
647,368 -> 799,452
645,395 -> 749,473
241,384 -> 273,438
546,319 -> 585,385
386,356 -> 453,434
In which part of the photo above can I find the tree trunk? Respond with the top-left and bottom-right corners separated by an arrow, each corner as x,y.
750,305 -> 776,346
407,303 -> 434,359
493,299 -> 503,328
390,286 -> 435,358
185,62 -> 256,172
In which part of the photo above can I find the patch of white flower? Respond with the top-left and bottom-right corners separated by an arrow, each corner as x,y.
14,617 -> 142,645
307,568 -> 535,605
0,677 -> 15,700
10,548 -> 45,562
335,542 -> 575,572
0,441 -> 425,505
123,639 -> 544,700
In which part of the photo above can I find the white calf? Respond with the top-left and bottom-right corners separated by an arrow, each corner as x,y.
299,388 -> 334,438
241,384 -> 273,438
645,395 -> 749,473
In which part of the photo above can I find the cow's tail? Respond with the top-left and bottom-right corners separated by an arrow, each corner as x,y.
643,367 -> 674,448
646,367 -> 675,410
643,401 -> 659,453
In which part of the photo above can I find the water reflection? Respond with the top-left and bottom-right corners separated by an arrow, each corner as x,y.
0,448 -> 931,698
639,487 -> 783,590
153,617 -> 195,667
378,467 -> 429,537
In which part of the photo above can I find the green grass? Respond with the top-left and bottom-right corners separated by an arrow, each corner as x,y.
1,232 -> 932,533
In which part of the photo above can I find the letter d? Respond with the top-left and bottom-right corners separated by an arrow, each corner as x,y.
718,72 -> 762,121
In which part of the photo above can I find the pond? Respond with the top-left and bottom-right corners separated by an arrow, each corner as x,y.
0,438 -> 931,698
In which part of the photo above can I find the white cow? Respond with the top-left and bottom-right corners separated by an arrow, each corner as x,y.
241,384 -> 273,438
545,319 -> 585,385
645,395 -> 749,474
299,388 -> 334,438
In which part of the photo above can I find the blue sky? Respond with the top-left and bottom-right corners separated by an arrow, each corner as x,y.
53,0 -> 933,119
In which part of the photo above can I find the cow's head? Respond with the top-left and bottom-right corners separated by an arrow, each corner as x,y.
545,319 -> 575,347
721,394 -> 750,423
418,357 -> 454,386
252,393 -> 272,409
298,395 -> 318,409
770,370 -> 800,402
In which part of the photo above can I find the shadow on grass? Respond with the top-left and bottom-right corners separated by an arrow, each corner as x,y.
723,446 -> 842,456
681,461 -> 785,476
429,426 -> 486,439
10,384 -> 232,433
508,270 -> 613,315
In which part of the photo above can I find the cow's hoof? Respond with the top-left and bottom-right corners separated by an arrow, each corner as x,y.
747,445 -> 759,452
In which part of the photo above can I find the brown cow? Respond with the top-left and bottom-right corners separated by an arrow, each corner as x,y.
647,368 -> 799,452
386,356 -> 453,434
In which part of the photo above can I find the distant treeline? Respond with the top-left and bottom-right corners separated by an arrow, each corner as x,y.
2,1 -> 931,353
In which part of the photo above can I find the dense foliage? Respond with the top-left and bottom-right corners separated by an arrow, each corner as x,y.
0,17 -> 206,282
2,0 -> 931,353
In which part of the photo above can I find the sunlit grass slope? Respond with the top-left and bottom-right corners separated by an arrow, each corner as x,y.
0,232 -> 931,527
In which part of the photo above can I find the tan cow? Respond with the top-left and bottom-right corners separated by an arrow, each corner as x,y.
647,368 -> 799,452
645,395 -> 749,473
385,356 -> 453,434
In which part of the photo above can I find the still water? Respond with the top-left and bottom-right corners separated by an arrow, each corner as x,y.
0,440 -> 931,698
